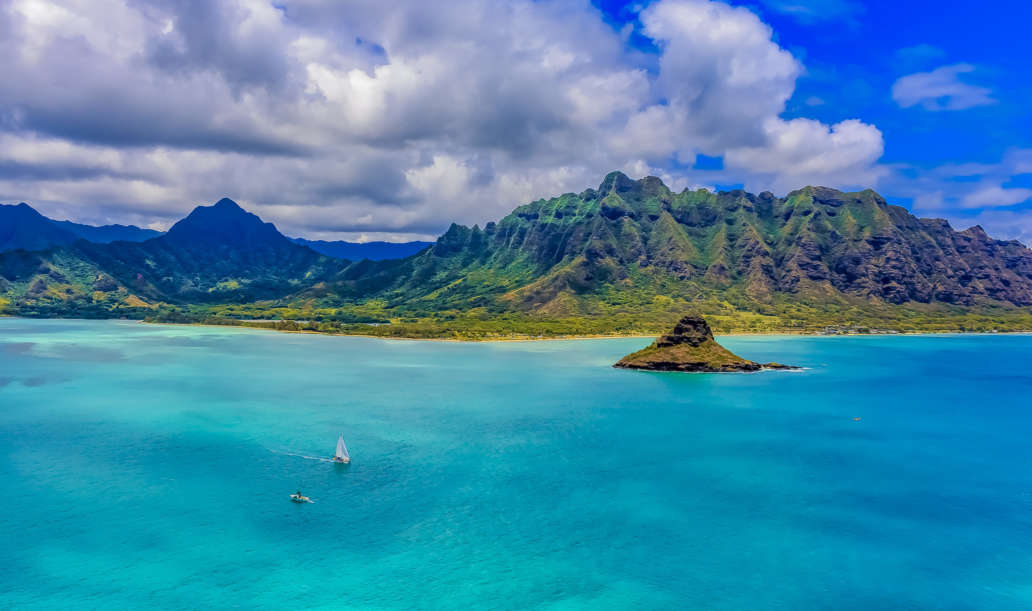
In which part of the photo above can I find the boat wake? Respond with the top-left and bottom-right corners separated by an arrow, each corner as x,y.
268,449 -> 335,463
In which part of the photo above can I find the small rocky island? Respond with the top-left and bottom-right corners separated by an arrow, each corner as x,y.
615,315 -> 798,373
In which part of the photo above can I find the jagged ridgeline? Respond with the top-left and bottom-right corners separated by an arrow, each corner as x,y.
3,173 -> 1032,332
322,172 -> 1032,319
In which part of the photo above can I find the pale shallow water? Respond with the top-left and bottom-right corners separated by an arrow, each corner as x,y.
1,318 -> 1031,609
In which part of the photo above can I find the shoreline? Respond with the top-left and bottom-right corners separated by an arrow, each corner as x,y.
136,319 -> 1032,342
137,320 -> 663,343
4,315 -> 1031,342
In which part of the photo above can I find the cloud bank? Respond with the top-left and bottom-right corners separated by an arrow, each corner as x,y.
0,0 -> 898,240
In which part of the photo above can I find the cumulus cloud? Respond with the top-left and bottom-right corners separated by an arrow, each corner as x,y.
0,0 -> 886,240
725,118 -> 886,193
892,64 -> 996,111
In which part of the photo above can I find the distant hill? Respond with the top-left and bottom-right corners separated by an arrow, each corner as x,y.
0,203 -> 80,252
291,238 -> 431,261
0,198 -> 338,315
51,219 -> 162,243
1,202 -> 162,255
76,198 -> 338,303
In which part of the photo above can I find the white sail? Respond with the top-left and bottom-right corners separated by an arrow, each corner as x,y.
335,434 -> 349,460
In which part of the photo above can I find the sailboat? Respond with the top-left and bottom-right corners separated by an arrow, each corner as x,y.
332,433 -> 350,464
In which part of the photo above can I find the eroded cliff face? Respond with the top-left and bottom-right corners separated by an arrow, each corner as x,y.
654,315 -> 713,348
615,315 -> 797,373
365,175 -> 1032,315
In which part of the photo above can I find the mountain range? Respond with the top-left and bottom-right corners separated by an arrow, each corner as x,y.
0,202 -> 160,252
318,172 -> 1032,314
2,172 -> 1032,332
0,201 -> 430,262
291,238 -> 431,261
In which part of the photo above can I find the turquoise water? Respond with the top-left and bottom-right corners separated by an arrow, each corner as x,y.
1,319 -> 1031,609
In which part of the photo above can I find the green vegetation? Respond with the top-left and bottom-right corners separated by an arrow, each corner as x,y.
614,315 -> 784,372
137,297 -> 1032,340
3,176 -> 1032,339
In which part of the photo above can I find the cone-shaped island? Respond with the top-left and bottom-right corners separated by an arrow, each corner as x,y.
614,315 -> 798,373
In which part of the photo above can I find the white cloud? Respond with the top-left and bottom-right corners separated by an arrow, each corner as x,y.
885,148 -> 1032,243
900,149 -> 1032,212
892,64 -> 995,111
960,185 -> 1032,209
725,118 -> 885,192
0,0 -> 889,240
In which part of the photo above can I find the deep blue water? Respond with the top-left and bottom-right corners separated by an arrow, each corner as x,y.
1,318 -> 1031,609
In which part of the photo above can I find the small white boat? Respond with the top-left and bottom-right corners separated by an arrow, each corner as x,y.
332,433 -> 350,464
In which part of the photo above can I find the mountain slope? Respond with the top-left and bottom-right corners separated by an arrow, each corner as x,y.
51,219 -> 162,243
77,198 -> 340,303
1,202 -> 162,255
0,198 -> 340,314
0,203 -> 80,252
320,172 -> 1032,318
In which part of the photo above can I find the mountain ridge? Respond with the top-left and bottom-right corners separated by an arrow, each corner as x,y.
3,175 -> 1032,334
1,202 -> 162,253
0,203 -> 81,252
0,197 -> 338,314
50,219 -> 162,244
332,171 -> 1032,317
291,237 -> 432,261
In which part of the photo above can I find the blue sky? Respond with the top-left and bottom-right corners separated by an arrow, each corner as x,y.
598,0 -> 1030,165
594,0 -> 1032,232
0,0 -> 1029,243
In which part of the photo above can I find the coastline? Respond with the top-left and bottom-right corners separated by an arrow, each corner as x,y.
135,319 -> 1032,342
4,315 -> 1031,342
135,320 -> 663,343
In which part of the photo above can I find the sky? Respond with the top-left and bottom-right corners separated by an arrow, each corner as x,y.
0,0 -> 1030,243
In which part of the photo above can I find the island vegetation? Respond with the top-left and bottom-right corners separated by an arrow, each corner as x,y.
614,314 -> 797,372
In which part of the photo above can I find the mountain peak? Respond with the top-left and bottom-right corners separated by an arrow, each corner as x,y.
4,201 -> 45,217
213,197 -> 242,209
0,202 -> 80,252
164,198 -> 291,250
598,171 -> 636,195
598,171 -> 671,199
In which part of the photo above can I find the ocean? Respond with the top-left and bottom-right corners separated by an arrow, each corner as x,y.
1,318 -> 1030,609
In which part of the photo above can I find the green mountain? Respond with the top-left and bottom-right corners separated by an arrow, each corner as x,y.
0,198 -> 337,316
3,175 -> 1032,334
317,172 -> 1032,322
